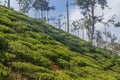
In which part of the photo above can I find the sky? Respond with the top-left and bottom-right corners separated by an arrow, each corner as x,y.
52,0 -> 120,41
50,0 -> 120,40
0,0 -> 120,40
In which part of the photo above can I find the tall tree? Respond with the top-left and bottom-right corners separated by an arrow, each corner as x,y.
72,20 -> 85,39
66,0 -> 70,33
32,0 -> 43,19
72,21 -> 80,37
3,0 -> 9,7
46,6 -> 55,22
81,17 -> 92,41
76,0 -> 108,44
95,30 -> 103,47
32,0 -> 55,21
8,0 -> 10,8
102,15 -> 115,49
16,0 -> 33,14
105,32 -> 117,53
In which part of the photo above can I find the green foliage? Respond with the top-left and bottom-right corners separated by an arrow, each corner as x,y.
0,63 -> 9,80
76,0 -> 107,10
0,16 -> 13,27
10,62 -> 52,73
0,25 -> 15,33
34,73 -> 55,80
57,58 -> 70,69
0,35 -> 8,50
0,5 -> 120,80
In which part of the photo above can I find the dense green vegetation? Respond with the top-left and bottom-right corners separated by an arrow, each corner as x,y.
0,5 -> 120,80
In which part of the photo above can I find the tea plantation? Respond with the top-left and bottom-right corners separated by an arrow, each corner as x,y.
0,6 -> 120,80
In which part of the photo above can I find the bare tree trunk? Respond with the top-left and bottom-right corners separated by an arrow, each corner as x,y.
96,39 -> 98,47
91,0 -> 95,44
65,22 -> 67,32
47,11 -> 49,22
39,10 -> 41,19
19,3 -> 20,12
8,0 -> 10,8
66,0 -> 70,33
78,30 -> 79,37
105,25 -> 107,50
41,10 -> 43,20
82,29 -> 84,40
43,10 -> 46,21
34,10 -> 37,18
58,18 -> 61,29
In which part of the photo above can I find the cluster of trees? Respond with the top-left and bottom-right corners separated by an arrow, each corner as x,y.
1,6 -> 120,79
2,0 -> 55,21
2,0 -> 120,55
32,0 -> 55,21
75,0 -> 108,43
70,0 -> 120,54
1,0 -> 70,33
16,0 -> 33,13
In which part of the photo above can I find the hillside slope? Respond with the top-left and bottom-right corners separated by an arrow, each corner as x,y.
0,6 -> 120,80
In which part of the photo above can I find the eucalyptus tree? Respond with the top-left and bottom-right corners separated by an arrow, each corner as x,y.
72,18 -> 93,40
16,0 -> 23,12
32,0 -> 47,20
113,41 -> 120,55
55,14 -> 66,30
72,21 -> 81,37
72,20 -> 85,39
32,0 -> 42,19
76,0 -> 108,44
58,15 -> 63,29
110,34 -> 117,51
105,32 -> 117,53
102,15 -> 115,47
95,30 -> 103,47
8,0 -> 10,8
4,0 -> 7,6
4,0 -> 10,8
32,0 -> 55,21
16,0 -> 33,14
46,6 -> 55,22
66,0 -> 70,33
81,17 -> 92,41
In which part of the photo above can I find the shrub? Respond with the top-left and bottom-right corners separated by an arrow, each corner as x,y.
10,62 -> 51,73
34,73 -> 55,80
0,16 -> 13,27
0,35 -> 8,50
0,25 -> 15,33
57,58 -> 70,69
0,63 -> 9,79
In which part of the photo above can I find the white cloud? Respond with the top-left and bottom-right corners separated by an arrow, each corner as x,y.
69,6 -> 82,22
